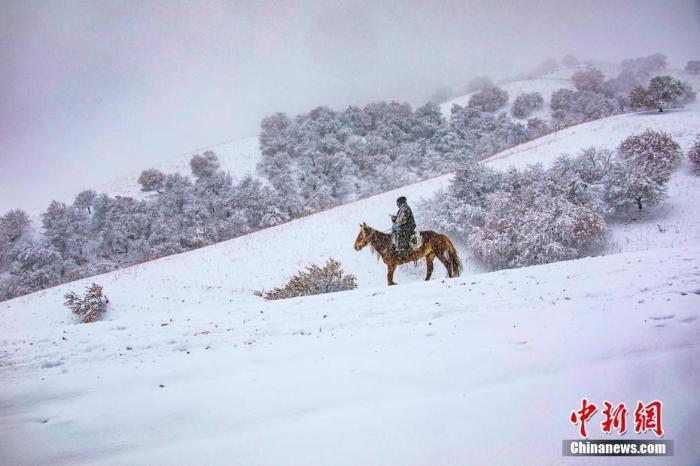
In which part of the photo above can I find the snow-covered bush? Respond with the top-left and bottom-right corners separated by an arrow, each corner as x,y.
468,191 -> 605,269
511,92 -> 544,119
64,283 -> 109,323
421,158 -> 606,270
630,76 -> 696,112
138,169 -> 166,193
468,85 -> 509,112
686,136 -> 700,174
257,258 -> 357,300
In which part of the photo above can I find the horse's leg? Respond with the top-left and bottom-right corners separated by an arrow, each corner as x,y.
437,252 -> 452,278
387,263 -> 397,286
425,253 -> 435,281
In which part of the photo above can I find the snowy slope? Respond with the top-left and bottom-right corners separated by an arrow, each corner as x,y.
3,103 -> 700,330
1,246 -> 699,465
90,135 -> 261,200
439,77 -> 573,121
3,78 -> 700,465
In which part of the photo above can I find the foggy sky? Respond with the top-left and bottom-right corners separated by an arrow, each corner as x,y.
2,0 -> 699,213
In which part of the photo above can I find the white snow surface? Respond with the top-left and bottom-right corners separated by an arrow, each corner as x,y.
2,87 -> 700,465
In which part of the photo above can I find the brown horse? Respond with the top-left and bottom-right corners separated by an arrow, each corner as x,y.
354,223 -> 462,286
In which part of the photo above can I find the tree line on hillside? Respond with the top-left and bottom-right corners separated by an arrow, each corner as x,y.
1,53 -> 698,301
0,153 -> 288,300
419,129 -> 699,270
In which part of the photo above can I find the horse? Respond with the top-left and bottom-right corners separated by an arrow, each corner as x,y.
354,223 -> 462,286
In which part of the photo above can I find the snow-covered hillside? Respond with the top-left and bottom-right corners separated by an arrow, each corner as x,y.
3,100 -> 700,329
2,245 -> 698,465
439,76 -> 573,121
90,135 -> 262,200
2,77 -> 700,465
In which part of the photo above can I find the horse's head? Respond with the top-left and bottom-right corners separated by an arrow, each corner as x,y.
354,222 -> 369,251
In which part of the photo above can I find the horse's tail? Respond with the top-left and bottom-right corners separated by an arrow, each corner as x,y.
443,235 -> 463,278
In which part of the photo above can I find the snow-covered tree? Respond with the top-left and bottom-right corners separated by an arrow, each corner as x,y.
604,130 -> 681,212
621,53 -> 667,79
468,85 -> 509,112
41,201 -> 91,262
630,76 -> 696,112
618,129 -> 682,174
0,241 -> 65,300
526,117 -> 550,138
511,92 -> 544,119
190,151 -> 220,179
686,60 -> 700,74
138,169 -> 166,193
0,209 -> 32,270
550,87 -> 621,127
73,190 -> 97,213
572,68 -> 606,94
688,136 -> 700,174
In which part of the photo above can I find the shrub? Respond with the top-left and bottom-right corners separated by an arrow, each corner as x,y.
257,258 -> 357,300
467,190 -> 605,269
468,85 -> 509,112
687,136 -> 700,174
64,283 -> 109,323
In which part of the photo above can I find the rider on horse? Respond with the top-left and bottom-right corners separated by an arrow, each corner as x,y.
391,196 -> 416,259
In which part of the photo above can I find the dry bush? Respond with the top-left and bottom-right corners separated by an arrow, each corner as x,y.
64,283 -> 109,323
257,258 -> 357,300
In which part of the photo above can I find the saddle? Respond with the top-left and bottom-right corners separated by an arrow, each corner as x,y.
408,231 -> 423,251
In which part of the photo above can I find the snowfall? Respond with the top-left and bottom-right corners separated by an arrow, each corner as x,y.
1,72 -> 700,465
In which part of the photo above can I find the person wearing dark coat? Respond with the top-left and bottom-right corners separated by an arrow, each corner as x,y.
390,196 -> 416,259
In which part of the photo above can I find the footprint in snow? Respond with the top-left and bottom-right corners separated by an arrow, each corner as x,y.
649,314 -> 675,321
680,316 -> 697,323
